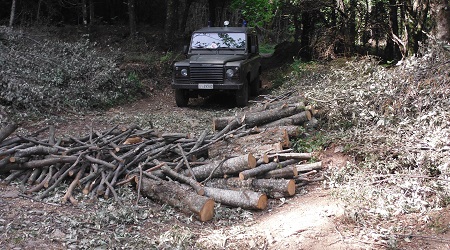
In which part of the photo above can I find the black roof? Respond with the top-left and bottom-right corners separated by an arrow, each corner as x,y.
193,26 -> 254,34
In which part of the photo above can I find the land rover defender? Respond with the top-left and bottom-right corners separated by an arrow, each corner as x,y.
171,21 -> 262,107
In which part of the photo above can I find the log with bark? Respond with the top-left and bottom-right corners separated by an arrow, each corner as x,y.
268,152 -> 312,161
138,176 -> 215,221
205,177 -> 296,198
297,161 -> 322,172
212,102 -> 308,131
239,159 -> 298,180
260,110 -> 312,128
0,123 -> 19,144
264,165 -> 298,179
0,96 -> 324,219
203,186 -> 267,210
184,153 -> 257,181
208,126 -> 301,159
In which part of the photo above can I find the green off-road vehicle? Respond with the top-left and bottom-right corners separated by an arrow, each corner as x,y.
171,21 -> 262,107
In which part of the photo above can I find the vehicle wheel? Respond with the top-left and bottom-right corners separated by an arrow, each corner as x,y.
249,75 -> 261,96
175,89 -> 189,107
236,80 -> 249,107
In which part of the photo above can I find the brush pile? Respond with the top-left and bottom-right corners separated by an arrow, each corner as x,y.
0,97 -> 322,221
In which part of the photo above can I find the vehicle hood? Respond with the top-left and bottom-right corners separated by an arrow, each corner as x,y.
188,55 -> 246,64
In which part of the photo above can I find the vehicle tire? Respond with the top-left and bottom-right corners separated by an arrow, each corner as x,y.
236,80 -> 249,107
249,75 -> 261,96
175,89 -> 189,107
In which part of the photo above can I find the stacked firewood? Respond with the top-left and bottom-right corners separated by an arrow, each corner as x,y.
0,99 -> 322,222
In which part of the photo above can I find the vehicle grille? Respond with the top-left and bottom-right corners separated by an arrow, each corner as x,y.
190,65 -> 224,83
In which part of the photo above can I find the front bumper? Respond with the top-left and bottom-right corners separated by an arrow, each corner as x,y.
171,80 -> 243,90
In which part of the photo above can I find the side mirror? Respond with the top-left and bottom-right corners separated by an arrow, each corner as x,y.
183,45 -> 189,54
251,45 -> 257,54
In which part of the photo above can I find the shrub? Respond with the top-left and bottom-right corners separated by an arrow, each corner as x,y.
0,26 -> 143,116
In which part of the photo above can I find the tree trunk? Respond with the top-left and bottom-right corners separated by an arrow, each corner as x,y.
212,103 -> 307,131
300,11 -> 312,60
128,0 -> 137,36
203,187 -> 267,210
260,110 -> 311,128
267,152 -> 312,161
161,165 -> 205,195
138,177 -> 215,221
434,0 -> 450,42
205,177 -> 296,198
82,0 -> 88,25
208,0 -> 218,26
386,0 -> 400,61
180,0 -> 193,33
348,0 -> 357,54
297,161 -> 322,172
9,0 -> 16,27
239,159 -> 298,180
89,0 -> 95,25
165,0 -> 177,45
264,165 -> 298,179
37,0 -> 43,23
184,153 -> 257,181
208,126 -> 298,160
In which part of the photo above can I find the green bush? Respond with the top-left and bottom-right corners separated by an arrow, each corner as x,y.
259,43 -> 275,54
0,27 -> 143,115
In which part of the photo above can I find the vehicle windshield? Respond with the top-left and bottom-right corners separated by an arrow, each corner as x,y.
191,32 -> 246,49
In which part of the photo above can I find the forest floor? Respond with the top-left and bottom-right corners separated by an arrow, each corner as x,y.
0,84 -> 368,250
2,82 -> 450,250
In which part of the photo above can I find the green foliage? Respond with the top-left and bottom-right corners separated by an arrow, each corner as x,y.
266,67 -> 286,89
231,0 -> 279,27
123,53 -> 157,64
290,59 -> 316,77
292,131 -> 329,155
159,51 -> 174,63
0,27 -> 144,114
259,43 -> 275,54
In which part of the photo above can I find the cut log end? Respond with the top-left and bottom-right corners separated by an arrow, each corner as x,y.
199,198 -> 215,222
248,153 -> 257,168
261,154 -> 269,164
257,194 -> 268,210
293,167 -> 298,177
287,179 -> 296,196
197,188 -> 205,196
303,110 -> 312,121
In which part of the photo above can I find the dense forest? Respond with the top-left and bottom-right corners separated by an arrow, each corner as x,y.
1,0 -> 449,62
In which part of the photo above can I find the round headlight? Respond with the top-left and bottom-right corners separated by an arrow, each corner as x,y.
226,68 -> 235,78
181,68 -> 188,77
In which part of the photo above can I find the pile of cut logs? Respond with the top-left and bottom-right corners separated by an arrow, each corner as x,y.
0,99 -> 322,221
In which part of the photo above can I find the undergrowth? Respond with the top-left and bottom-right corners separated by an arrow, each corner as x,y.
0,27 -> 146,119
278,40 -> 450,245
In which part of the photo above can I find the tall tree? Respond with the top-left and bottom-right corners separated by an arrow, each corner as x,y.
9,0 -> 16,27
385,0 -> 400,60
89,0 -> 95,24
209,0 -> 219,26
180,0 -> 193,35
348,0 -> 357,53
300,11 -> 313,60
433,0 -> 450,42
82,0 -> 88,25
128,0 -> 137,35
165,0 -> 177,45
